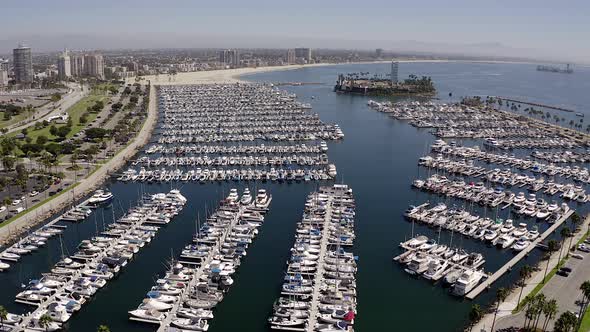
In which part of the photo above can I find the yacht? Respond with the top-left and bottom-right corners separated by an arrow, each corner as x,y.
512,223 -> 528,237
496,234 -> 516,249
526,226 -> 540,241
500,220 -> 514,234
404,253 -> 432,275
46,302 -> 71,323
88,189 -> 114,206
422,258 -> 449,281
128,308 -> 166,323
240,188 -> 253,206
254,189 -> 272,210
171,318 -> 210,331
453,269 -> 484,296
512,238 -> 530,251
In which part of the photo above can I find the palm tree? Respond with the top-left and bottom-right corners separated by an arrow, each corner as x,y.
517,265 -> 534,309
38,313 -> 52,332
576,280 -> 590,329
554,311 -> 578,332
542,298 -> 558,331
558,227 -> 571,263
533,293 -> 547,330
490,287 -> 509,331
467,304 -> 484,332
544,239 -> 559,282
570,212 -> 581,234
97,325 -> 111,332
0,305 -> 7,328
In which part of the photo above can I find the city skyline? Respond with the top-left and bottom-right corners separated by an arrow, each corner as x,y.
1,0 -> 588,64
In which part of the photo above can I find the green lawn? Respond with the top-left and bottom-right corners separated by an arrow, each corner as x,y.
580,307 -> 590,332
0,111 -> 30,129
9,86 -> 110,144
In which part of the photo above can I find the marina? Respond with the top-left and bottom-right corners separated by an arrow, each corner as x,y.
128,188 -> 271,331
1,61 -> 589,332
268,184 -> 357,332
4,190 -> 186,331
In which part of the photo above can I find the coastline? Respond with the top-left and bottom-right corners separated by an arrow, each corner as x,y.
0,85 -> 158,246
131,59 -> 539,86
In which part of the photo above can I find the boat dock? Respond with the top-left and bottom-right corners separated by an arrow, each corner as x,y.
496,97 -> 575,113
10,190 -> 187,331
268,184 -> 357,332
466,209 -> 574,300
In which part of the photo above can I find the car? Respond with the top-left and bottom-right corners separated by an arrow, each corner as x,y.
560,266 -> 573,273
49,191 -> 56,196
14,207 -> 24,213
571,253 -> 584,260
556,270 -> 570,277
30,191 -> 39,197
0,206 -> 6,213
578,244 -> 590,253
11,199 -> 21,206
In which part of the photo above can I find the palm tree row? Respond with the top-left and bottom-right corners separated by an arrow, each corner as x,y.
522,293 -> 558,331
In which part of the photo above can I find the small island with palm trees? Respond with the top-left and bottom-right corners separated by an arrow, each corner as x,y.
334,72 -> 436,96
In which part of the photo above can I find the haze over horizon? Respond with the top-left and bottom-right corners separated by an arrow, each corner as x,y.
1,0 -> 588,64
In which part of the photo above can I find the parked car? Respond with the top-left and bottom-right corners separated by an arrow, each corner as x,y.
556,270 -> 570,277
571,253 -> 584,260
11,199 -> 21,206
30,191 -> 39,197
0,206 -> 6,213
578,244 -> 590,253
560,266 -> 573,273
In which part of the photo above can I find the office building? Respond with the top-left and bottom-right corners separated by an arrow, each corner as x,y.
0,70 -> 8,87
286,49 -> 296,64
84,54 -> 105,79
375,48 -> 383,58
13,44 -> 33,85
70,54 -> 85,77
57,50 -> 71,80
294,48 -> 312,62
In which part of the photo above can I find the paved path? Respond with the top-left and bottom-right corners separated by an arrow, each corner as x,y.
472,215 -> 590,332
5,84 -> 87,134
0,84 -> 157,245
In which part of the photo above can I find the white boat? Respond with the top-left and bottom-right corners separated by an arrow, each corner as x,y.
171,318 -> 210,331
404,253 -> 432,275
512,223 -> 528,237
422,258 -> 449,281
496,234 -> 516,249
512,238 -> 530,251
88,189 -> 114,205
177,308 -> 214,320
453,269 -> 484,296
128,308 -> 166,322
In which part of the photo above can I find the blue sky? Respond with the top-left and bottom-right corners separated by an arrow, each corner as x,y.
1,0 -> 588,62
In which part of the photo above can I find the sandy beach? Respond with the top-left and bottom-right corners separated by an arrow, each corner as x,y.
130,59 -> 537,86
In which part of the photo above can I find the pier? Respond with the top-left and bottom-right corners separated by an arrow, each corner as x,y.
496,97 -> 575,113
466,209 -> 574,300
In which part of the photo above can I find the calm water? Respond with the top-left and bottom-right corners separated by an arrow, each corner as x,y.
1,61 -> 589,332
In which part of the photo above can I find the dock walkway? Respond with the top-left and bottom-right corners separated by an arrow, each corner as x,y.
466,209 -> 574,300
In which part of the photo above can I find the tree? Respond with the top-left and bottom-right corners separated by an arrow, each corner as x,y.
38,313 -> 52,332
544,239 -> 559,282
0,305 -> 7,329
517,265 -> 534,309
36,135 -> 48,145
577,280 -> 590,329
490,287 -> 509,332
571,212 -> 581,233
97,325 -> 111,332
468,304 -> 483,331
50,93 -> 62,103
85,127 -> 109,139
533,293 -> 546,330
554,311 -> 578,332
49,125 -> 58,136
542,298 -> 558,331
558,227 -> 571,263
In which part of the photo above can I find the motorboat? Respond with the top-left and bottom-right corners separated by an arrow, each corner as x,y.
453,269 -> 484,296
512,238 -> 530,251
500,219 -> 514,234
512,223 -> 528,237
496,234 -> 516,249
88,189 -> 114,205
422,258 -> 449,281
171,318 -> 210,331
177,308 -> 214,320
128,308 -> 166,323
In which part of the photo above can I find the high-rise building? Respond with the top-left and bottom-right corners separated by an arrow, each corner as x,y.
294,48 -> 312,62
57,50 -> 71,80
390,61 -> 399,84
375,48 -> 383,58
218,49 -> 240,67
70,54 -> 84,77
0,70 -> 8,87
13,44 -> 33,85
286,49 -> 296,64
0,59 -> 9,72
84,54 -> 105,79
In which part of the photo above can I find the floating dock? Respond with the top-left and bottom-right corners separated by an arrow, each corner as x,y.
466,209 -> 574,300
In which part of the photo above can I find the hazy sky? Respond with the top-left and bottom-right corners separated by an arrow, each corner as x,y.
1,0 -> 588,62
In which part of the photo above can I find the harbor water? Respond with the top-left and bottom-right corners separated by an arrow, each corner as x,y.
1,61 -> 590,331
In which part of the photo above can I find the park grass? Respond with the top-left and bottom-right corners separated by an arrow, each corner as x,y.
0,111 -> 30,129
8,87 -> 109,144
580,308 -> 590,332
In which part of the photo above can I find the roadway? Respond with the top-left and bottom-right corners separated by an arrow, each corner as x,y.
4,83 -> 88,134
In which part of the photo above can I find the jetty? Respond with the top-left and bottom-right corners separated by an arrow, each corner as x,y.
268,184 -> 357,332
496,97 -> 575,113
466,209 -> 574,299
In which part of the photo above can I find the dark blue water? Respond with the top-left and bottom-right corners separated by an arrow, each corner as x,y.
1,61 -> 589,332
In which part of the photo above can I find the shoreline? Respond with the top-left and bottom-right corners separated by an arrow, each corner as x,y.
0,85 -> 158,246
131,59 -> 540,86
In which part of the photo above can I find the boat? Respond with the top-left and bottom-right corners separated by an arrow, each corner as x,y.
452,269 -> 484,296
171,318 -> 210,331
88,189 -> 114,205
422,258 -> 449,281
512,238 -> 530,251
128,308 -> 166,323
